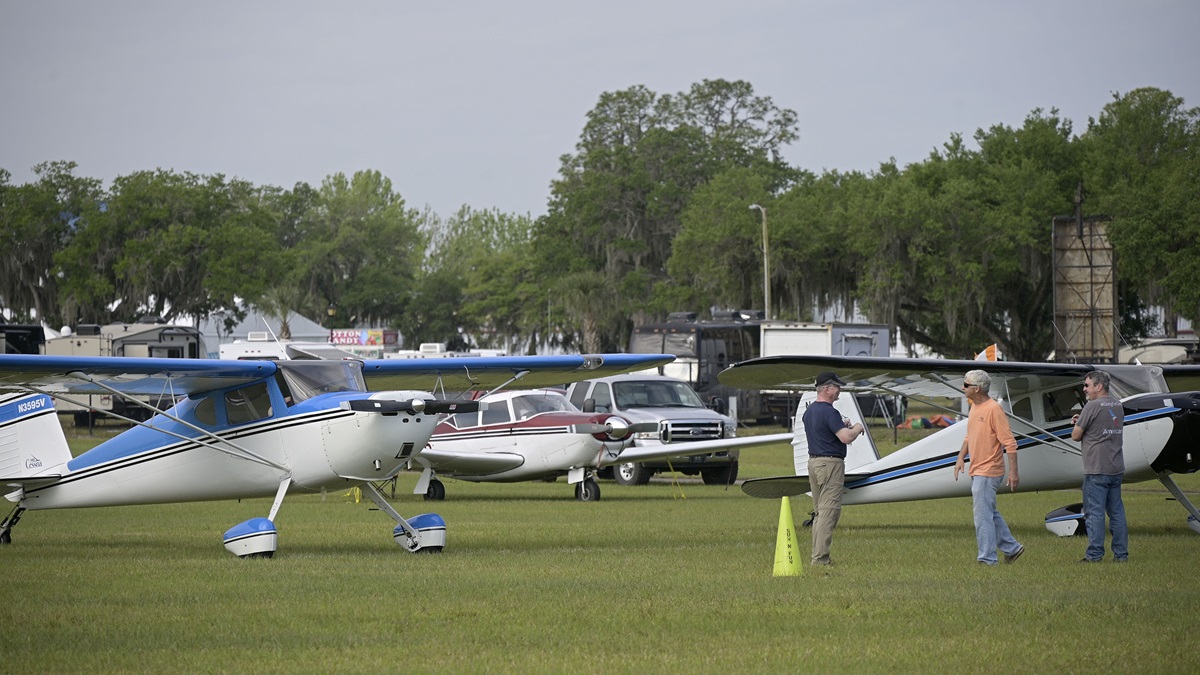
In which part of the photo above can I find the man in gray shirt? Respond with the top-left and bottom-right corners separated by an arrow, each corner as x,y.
1070,370 -> 1128,563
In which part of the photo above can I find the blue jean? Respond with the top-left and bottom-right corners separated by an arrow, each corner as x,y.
972,475 -> 1021,565
1083,473 -> 1128,561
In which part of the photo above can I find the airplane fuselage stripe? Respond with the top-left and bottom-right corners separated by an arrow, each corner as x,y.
844,407 -> 1176,490
30,409 -> 354,494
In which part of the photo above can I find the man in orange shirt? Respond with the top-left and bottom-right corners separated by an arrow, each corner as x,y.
953,369 -> 1024,566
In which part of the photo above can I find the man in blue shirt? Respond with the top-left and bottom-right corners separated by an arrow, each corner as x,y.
802,371 -> 865,565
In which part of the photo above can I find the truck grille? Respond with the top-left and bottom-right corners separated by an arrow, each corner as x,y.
661,419 -> 723,443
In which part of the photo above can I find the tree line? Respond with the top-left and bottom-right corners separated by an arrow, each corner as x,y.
2,81 -> 1196,361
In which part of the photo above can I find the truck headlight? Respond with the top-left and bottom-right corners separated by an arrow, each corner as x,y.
723,423 -> 737,438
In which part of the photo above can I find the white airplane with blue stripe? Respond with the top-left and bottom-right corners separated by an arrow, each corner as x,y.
720,355 -> 1200,536
0,352 -> 671,557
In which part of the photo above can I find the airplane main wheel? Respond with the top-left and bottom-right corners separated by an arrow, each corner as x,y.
575,478 -> 601,502
424,478 -> 446,501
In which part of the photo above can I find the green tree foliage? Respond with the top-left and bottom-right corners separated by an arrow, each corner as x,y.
4,82 -> 1196,362
1081,88 -> 1200,326
52,169 -> 277,326
295,170 -> 425,328
540,79 -> 800,348
0,162 -> 103,325
848,111 -> 1080,360
667,166 -> 775,312
403,207 -> 541,351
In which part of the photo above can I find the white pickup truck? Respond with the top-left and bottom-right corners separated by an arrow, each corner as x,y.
565,373 -> 740,486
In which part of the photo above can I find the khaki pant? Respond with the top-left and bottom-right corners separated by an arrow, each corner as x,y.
809,456 -> 845,565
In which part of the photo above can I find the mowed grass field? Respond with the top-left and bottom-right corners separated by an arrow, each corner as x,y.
3,425 -> 1198,673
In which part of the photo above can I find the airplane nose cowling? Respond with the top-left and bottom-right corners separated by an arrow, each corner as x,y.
603,416 -> 632,440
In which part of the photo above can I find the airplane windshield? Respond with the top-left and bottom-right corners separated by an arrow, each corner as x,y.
613,381 -> 705,409
276,361 -> 366,402
512,392 -> 574,419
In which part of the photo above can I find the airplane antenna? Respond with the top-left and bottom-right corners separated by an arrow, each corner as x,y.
259,320 -> 289,360
1050,322 -> 1078,364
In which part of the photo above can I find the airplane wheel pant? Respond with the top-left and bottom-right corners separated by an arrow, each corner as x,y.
808,456 -> 844,565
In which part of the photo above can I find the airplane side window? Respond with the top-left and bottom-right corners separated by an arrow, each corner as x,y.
512,397 -> 538,420
226,383 -> 271,425
449,411 -> 480,429
1041,387 -> 1080,423
194,397 -> 218,426
1011,396 -> 1033,423
481,401 -> 510,425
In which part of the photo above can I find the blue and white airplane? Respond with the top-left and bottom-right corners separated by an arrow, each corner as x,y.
719,355 -> 1200,536
0,352 -> 671,557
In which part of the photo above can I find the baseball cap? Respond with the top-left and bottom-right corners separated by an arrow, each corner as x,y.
815,371 -> 845,387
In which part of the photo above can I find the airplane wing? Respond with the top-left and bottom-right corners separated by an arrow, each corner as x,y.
1159,365 -> 1200,392
718,355 -> 1093,400
359,354 -> 673,392
414,447 -> 526,475
0,354 -> 278,397
610,432 -> 794,465
740,473 -> 871,499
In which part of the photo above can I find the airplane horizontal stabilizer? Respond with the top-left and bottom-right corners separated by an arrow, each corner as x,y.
614,432 -> 793,465
741,473 -> 871,499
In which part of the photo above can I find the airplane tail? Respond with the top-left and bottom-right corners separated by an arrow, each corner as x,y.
790,391 -> 879,476
974,344 -> 1002,361
0,393 -> 73,482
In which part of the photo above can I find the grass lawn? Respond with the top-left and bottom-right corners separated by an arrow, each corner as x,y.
3,423 -> 1197,673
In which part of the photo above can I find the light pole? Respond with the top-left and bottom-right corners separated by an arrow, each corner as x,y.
749,204 -> 770,319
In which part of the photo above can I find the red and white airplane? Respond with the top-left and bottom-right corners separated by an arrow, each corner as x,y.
413,388 -> 791,501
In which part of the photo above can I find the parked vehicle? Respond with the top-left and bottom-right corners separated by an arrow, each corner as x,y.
565,374 -> 740,486
43,321 -> 206,425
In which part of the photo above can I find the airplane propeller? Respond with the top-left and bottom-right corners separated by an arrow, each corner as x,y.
573,418 -> 659,441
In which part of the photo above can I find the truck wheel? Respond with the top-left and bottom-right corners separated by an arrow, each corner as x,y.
613,462 -> 651,486
701,461 -> 739,486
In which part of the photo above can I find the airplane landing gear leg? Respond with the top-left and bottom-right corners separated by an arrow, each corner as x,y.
0,505 -> 25,544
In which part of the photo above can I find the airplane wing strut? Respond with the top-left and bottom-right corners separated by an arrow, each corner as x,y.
874,382 -> 1081,457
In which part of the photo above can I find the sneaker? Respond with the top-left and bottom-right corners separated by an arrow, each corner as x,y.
1077,557 -> 1101,563
1003,545 -> 1025,564
1113,557 -> 1128,563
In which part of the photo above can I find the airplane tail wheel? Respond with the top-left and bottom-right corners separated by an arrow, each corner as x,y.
424,478 -> 446,501
575,477 -> 601,502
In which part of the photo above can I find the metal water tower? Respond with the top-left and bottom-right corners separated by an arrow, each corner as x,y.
1051,183 -> 1115,363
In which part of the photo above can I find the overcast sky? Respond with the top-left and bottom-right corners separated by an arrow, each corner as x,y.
2,1 -> 1197,219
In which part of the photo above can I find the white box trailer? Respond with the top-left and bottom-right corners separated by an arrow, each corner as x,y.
759,321 -> 890,359
758,321 -> 902,425
44,322 -> 206,425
